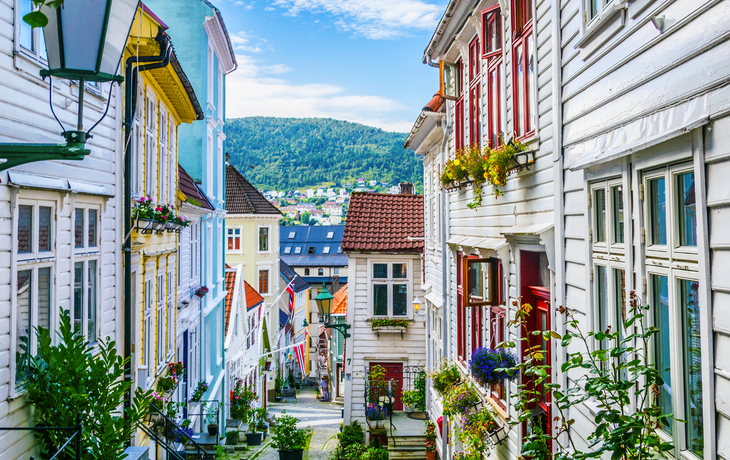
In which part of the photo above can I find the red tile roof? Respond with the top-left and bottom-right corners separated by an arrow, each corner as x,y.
225,164 -> 282,215
332,284 -> 347,315
179,164 -> 214,210
224,268 -> 237,334
424,92 -> 445,112
342,192 -> 424,253
244,280 -> 264,311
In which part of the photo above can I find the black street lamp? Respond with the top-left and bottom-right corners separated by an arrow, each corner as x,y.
0,0 -> 139,171
315,288 -> 351,338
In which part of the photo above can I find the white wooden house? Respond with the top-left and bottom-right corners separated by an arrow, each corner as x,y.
0,1 -> 125,458
341,189 -> 427,434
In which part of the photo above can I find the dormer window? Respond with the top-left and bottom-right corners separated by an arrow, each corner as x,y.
295,247 -> 301,254
284,247 -> 292,254
323,246 -> 330,254
327,232 -> 334,239
289,231 -> 296,238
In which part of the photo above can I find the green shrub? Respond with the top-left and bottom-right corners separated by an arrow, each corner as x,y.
361,447 -> 389,460
339,421 -> 365,448
225,430 -> 239,445
271,415 -> 307,450
429,361 -> 461,397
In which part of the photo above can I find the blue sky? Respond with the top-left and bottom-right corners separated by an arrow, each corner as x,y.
216,0 -> 448,133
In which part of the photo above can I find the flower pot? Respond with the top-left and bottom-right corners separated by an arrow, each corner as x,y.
246,432 -> 262,446
404,404 -> 414,413
426,451 -> 437,460
278,449 -> 304,460
207,424 -> 219,436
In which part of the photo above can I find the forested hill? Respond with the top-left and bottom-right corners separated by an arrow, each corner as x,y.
225,117 -> 423,191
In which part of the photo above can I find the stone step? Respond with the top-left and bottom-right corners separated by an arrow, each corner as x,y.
123,446 -> 149,460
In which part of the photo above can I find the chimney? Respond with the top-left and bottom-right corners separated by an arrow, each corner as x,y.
399,182 -> 413,195
225,153 -> 230,165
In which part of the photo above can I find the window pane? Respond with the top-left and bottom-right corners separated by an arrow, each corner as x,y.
18,205 -> 32,254
680,279 -> 702,455
595,265 -> 608,350
373,284 -> 388,316
677,172 -> 697,247
527,34 -> 536,133
652,274 -> 672,433
259,228 -> 269,251
87,260 -> 97,343
373,264 -> 387,279
16,270 -> 32,385
74,209 -> 84,248
88,209 -> 97,248
468,261 -> 490,304
19,0 -> 34,51
649,178 -> 667,246
38,206 -> 52,252
594,189 -> 606,243
613,268 -> 626,327
74,262 -> 83,334
393,284 -> 408,316
589,0 -> 600,19
38,267 -> 51,331
515,44 -> 525,136
392,263 -> 407,279
611,186 -> 624,244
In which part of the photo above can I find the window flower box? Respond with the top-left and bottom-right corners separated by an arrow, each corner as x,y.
136,218 -> 156,234
371,318 -> 409,337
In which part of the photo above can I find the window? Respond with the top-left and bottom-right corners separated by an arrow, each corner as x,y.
167,271 -> 175,358
482,6 -> 504,148
643,164 -> 701,456
295,247 -> 302,254
464,257 -> 500,362
73,206 -> 100,343
191,222 -> 200,282
371,262 -> 410,317
15,203 -> 54,392
468,35 -> 481,147
289,231 -> 296,238
258,227 -> 269,252
144,278 -> 153,385
318,268 -> 324,276
334,268 -> 340,275
259,270 -> 269,295
146,92 -> 157,199
590,179 -> 626,367
168,119 -> 176,204
323,246 -> 330,254
308,246 -> 315,254
511,0 -> 536,139
337,246 -> 342,254
284,247 -> 292,254
304,268 -> 310,276
456,252 -> 467,361
74,207 -> 99,250
130,119 -> 143,197
327,231 -> 334,239
17,0 -> 47,61
157,273 -> 166,370
207,44 -> 214,106
227,228 -> 241,251
159,108 -> 168,204
455,59 -> 465,151
587,0 -> 614,22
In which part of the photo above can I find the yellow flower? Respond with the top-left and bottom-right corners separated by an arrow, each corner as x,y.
454,159 -> 461,166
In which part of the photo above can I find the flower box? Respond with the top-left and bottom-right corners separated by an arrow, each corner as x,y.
372,325 -> 407,335
136,218 -> 156,234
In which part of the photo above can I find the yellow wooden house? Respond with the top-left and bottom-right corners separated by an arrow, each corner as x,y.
124,5 -> 204,397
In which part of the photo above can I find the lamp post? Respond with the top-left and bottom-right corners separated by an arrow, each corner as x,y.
0,0 -> 139,171
315,288 -> 351,338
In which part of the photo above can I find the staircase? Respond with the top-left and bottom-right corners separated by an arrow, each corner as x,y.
386,412 -> 427,460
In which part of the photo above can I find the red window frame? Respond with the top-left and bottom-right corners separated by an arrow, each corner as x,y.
468,37 -> 481,147
455,59 -> 465,151
511,0 -> 535,140
456,252 -> 467,362
482,5 -> 503,148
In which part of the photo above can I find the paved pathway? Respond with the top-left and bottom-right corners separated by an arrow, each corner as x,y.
257,386 -> 342,460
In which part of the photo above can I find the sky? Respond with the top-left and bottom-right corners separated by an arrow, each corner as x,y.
215,0 -> 449,133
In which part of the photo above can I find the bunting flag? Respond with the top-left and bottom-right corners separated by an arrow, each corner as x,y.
293,341 -> 306,374
286,283 -> 295,320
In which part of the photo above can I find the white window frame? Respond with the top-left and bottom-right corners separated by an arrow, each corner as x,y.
258,226 -> 271,253
585,0 -> 615,23
258,267 -> 270,295
207,44 -> 215,111
167,267 -> 175,359
146,90 -> 158,200
159,105 -> 168,205
227,227 -> 241,253
168,118 -> 176,205
73,205 -> 101,345
14,0 -> 47,65
191,222 -> 200,282
206,132 -> 214,198
143,277 -> 154,388
157,271 -> 167,373
217,136 -> 224,201
217,65 -> 224,123
368,260 -> 412,318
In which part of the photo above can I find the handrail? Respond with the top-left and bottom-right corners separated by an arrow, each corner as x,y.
0,413 -> 82,460
139,423 -> 186,460
147,404 -> 214,460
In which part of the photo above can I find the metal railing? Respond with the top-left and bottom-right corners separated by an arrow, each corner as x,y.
0,413 -> 83,460
146,404 -> 214,460
186,399 -> 220,434
364,365 -> 425,410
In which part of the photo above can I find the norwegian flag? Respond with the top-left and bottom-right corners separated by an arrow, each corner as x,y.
293,342 -> 306,374
286,283 -> 295,319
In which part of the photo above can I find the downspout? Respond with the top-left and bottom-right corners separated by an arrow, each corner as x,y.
123,30 -> 172,412
549,0 -> 565,451
439,83 -> 452,460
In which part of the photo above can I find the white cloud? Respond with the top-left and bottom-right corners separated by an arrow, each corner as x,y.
270,0 -> 444,39
226,54 -> 412,132
229,31 -> 269,54
232,0 -> 255,8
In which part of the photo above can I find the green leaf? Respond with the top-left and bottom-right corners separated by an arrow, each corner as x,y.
23,10 -> 48,28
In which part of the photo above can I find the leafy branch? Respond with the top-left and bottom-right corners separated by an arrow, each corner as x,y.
23,1 -> 64,28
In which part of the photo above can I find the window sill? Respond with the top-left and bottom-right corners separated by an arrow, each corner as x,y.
575,2 -> 627,60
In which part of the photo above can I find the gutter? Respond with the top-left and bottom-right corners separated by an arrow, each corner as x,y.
422,0 -> 460,66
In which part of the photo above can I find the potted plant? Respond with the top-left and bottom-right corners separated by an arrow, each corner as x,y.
275,377 -> 285,402
402,390 -> 419,413
428,361 -> 461,397
245,411 -> 263,446
365,403 -> 388,428
469,347 -> 518,387
225,430 -> 240,446
271,415 -> 307,460
425,421 -> 437,460
190,380 -> 208,402
205,403 -> 220,436
442,384 -> 480,417
256,407 -> 269,439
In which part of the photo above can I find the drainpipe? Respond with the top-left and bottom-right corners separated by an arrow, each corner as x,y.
123,30 -> 172,413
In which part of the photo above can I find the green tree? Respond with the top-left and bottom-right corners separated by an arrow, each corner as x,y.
24,310 -> 153,460
301,212 -> 311,224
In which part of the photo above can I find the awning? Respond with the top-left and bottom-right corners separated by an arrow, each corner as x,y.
425,290 -> 443,308
568,97 -> 709,171
501,222 -> 554,236
446,236 -> 508,251
8,171 -> 113,196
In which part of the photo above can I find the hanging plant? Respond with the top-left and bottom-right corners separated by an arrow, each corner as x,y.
457,407 -> 498,453
429,361 -> 461,397
443,383 -> 480,417
469,347 -> 519,386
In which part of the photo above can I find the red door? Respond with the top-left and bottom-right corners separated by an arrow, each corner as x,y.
527,286 -> 551,445
370,362 -> 404,411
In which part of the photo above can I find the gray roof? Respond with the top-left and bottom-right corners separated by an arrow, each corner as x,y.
279,260 -> 312,293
